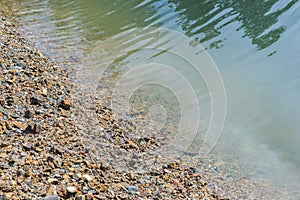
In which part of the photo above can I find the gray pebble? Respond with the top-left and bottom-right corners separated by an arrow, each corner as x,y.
39,194 -> 60,200
128,185 -> 138,193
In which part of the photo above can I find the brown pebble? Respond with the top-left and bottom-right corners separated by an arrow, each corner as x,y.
60,99 -> 71,110
47,178 -> 59,185
5,121 -> 12,130
0,153 -> 8,158
17,190 -> 28,198
45,185 -> 56,196
12,121 -> 27,130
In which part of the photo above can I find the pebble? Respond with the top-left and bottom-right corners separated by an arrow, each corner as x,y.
66,186 -> 77,193
40,194 -> 60,200
12,121 -> 27,130
60,99 -> 71,110
48,178 -> 59,185
82,174 -> 93,181
24,109 -> 32,118
128,185 -> 138,194
75,195 -> 85,200
23,142 -> 32,150
45,185 -> 56,196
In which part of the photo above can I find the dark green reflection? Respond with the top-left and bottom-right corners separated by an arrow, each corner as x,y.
169,0 -> 298,50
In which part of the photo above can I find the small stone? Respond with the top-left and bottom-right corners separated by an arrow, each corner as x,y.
5,121 -> 12,130
33,124 -> 41,134
23,142 -> 32,150
82,174 -> 93,181
47,155 -> 54,162
41,194 -> 60,200
18,190 -> 28,198
41,87 -> 48,96
53,158 -> 62,167
47,178 -> 59,184
54,174 -> 62,179
60,99 -> 71,110
128,186 -> 138,194
66,186 -> 77,194
30,97 -> 41,105
86,191 -> 94,200
24,125 -> 32,134
3,192 -> 14,199
59,169 -> 67,174
12,121 -> 27,130
5,96 -> 14,106
45,185 -> 56,196
75,195 -> 85,200
82,187 -> 88,194
129,172 -> 135,180
24,110 -> 32,118
0,99 -> 5,107
17,168 -> 26,176
0,153 -> 8,158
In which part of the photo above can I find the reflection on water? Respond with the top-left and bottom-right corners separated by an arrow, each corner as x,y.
170,0 -> 298,50
2,0 -> 300,198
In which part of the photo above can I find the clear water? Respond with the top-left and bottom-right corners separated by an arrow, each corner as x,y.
2,0 -> 300,198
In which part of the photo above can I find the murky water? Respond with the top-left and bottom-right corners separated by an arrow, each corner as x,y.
2,0 -> 300,198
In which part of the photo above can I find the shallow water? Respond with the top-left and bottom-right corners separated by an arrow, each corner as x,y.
2,0 -> 300,198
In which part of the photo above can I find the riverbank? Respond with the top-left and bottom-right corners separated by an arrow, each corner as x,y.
0,10 -> 275,199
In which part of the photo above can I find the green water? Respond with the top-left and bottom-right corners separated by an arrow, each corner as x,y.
2,0 -> 300,198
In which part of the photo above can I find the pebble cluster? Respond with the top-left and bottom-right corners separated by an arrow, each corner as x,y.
0,13 -> 280,200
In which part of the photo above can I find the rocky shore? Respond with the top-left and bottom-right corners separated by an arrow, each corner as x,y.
0,12 -> 275,200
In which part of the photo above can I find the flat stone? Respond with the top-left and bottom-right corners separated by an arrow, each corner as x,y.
40,194 -> 60,200
12,121 -> 27,130
66,186 -> 77,194
128,185 -> 138,194
82,174 -> 93,181
23,142 -> 32,150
